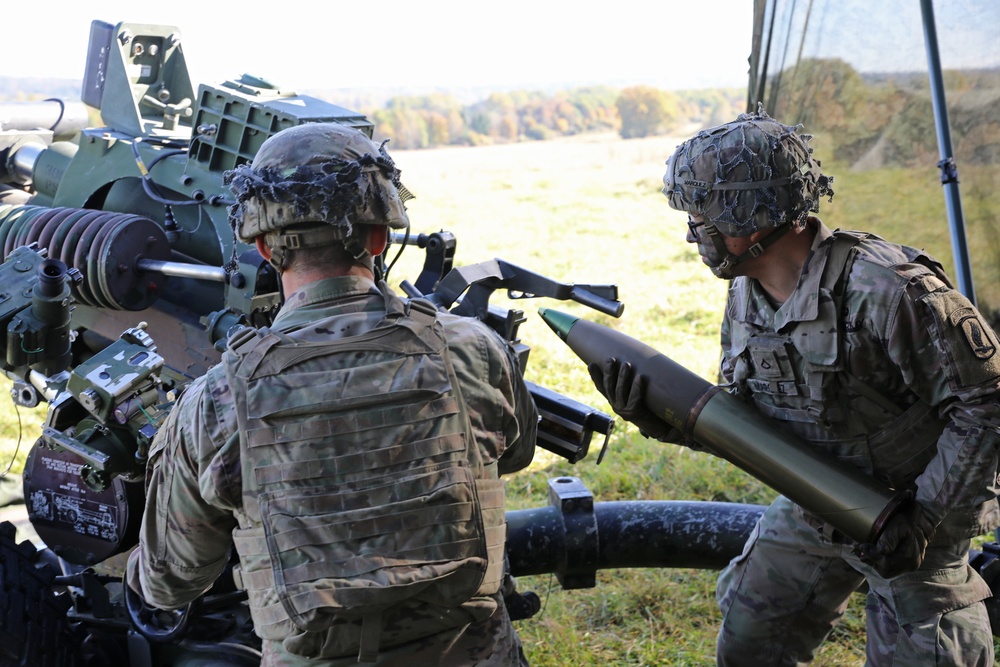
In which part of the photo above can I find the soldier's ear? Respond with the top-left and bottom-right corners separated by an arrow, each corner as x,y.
367,226 -> 388,256
255,236 -> 272,262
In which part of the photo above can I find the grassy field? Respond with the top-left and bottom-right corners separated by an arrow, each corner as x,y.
0,129 -> 994,665
373,132 -> 871,666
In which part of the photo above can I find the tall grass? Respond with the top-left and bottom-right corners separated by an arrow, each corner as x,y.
0,130 -> 988,665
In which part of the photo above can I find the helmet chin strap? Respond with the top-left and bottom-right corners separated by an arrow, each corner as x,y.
703,223 -> 792,279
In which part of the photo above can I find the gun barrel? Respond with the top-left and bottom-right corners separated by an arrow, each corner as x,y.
538,308 -> 904,545
0,101 -> 90,139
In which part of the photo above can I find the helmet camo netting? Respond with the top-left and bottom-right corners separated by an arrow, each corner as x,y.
662,108 -> 834,237
224,123 -> 412,245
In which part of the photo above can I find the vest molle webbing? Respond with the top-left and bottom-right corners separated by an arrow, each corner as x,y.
224,284 -> 505,662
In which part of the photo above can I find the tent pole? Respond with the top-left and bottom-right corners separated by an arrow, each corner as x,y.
920,0 -> 975,303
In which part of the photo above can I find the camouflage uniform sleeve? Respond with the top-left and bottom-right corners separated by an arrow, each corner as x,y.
719,293 -> 742,395
443,315 -> 537,476
887,272 -> 1000,525
125,371 -> 240,610
495,337 -> 538,475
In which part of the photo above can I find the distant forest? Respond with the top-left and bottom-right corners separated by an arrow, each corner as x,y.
351,86 -> 744,149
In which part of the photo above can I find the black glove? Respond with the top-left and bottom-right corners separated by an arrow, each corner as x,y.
858,501 -> 936,579
588,357 -> 679,442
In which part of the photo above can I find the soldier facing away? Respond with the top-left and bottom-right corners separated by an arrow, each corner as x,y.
126,122 -> 538,666
590,108 -> 1000,666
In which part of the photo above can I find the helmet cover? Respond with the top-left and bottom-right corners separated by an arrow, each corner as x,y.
225,122 -> 412,243
662,107 -> 833,237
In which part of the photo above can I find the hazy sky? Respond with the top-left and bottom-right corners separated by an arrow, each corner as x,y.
3,2 -> 755,92
765,0 -> 999,75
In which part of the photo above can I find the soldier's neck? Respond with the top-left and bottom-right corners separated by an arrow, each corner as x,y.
281,264 -> 375,295
750,224 -> 816,306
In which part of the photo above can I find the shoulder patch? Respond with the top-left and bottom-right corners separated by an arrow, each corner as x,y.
950,306 -> 998,360
920,288 -> 1000,388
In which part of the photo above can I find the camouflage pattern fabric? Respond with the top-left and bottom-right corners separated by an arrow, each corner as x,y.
222,284 -> 509,660
662,107 -> 834,237
261,592 -> 529,667
715,217 -> 1000,664
225,123 -> 412,243
126,275 -> 538,666
716,497 -> 993,666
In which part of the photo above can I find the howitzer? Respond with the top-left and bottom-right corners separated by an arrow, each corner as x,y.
0,19 -> 770,666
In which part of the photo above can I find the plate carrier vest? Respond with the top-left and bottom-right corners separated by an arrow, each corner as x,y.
222,284 -> 505,662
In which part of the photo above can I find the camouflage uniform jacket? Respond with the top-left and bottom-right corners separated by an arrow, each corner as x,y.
126,275 -> 538,664
720,219 -> 1000,537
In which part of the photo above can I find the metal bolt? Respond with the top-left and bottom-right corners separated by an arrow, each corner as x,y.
79,388 -> 103,412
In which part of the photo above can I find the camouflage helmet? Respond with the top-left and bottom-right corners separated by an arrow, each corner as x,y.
225,122 -> 411,248
662,108 -> 833,237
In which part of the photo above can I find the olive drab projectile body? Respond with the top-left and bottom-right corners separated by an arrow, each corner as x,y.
538,308 -> 906,545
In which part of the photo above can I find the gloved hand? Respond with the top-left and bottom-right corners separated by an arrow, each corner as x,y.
588,357 -> 680,442
858,501 -> 936,579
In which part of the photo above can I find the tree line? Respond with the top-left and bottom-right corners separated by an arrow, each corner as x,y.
767,59 -> 1000,169
355,86 -> 744,150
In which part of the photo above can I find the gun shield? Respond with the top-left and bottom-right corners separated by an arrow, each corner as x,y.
538,308 -> 905,545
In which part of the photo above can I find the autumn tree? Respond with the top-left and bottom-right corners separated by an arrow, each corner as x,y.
616,86 -> 678,138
